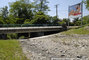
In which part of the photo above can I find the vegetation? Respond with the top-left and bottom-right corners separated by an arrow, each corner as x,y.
7,33 -> 17,39
29,11 -> 50,24
61,25 -> 89,35
0,40 -> 28,60
19,36 -> 25,39
84,0 -> 89,10
33,0 -> 49,13
0,0 -> 88,26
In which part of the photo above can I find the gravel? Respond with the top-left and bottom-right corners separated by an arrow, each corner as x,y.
20,33 -> 89,60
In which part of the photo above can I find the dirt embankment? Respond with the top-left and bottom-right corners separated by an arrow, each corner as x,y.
20,33 -> 89,60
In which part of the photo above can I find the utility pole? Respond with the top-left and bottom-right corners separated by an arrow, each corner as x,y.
68,6 -> 70,28
81,0 -> 83,27
55,4 -> 59,19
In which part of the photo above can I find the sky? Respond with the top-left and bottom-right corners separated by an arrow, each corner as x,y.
0,0 -> 89,19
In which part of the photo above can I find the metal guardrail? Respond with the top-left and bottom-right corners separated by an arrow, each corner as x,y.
0,26 -> 62,34
0,24 -> 60,27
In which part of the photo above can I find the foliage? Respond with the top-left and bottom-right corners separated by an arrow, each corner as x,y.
58,18 -> 70,26
24,19 -> 31,24
9,0 -> 33,24
19,36 -> 25,39
84,0 -> 89,10
7,15 -> 17,24
73,18 -> 81,26
7,33 -> 17,39
0,16 -> 4,24
30,11 -> 50,24
8,0 -> 50,24
0,6 -> 8,24
0,40 -> 28,60
58,20 -> 65,25
83,15 -> 89,25
49,16 -> 60,25
61,25 -> 89,35
1,6 -> 8,19
33,0 -> 49,13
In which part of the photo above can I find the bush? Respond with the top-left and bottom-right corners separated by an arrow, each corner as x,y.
19,36 -> 25,39
7,33 -> 17,39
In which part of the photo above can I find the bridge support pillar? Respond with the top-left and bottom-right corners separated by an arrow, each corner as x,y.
28,33 -> 30,38
37,32 -> 44,36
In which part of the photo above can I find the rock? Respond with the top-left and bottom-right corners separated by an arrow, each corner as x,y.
61,54 -> 65,57
19,33 -> 89,60
77,55 -> 82,58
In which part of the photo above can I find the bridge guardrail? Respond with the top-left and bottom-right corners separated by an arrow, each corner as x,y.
0,24 -> 60,27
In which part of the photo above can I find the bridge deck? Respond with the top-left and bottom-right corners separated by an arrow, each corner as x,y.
0,26 -> 62,34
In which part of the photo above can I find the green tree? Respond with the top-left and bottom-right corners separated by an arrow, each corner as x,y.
9,0 -> 33,24
83,15 -> 89,25
2,6 -> 8,19
84,0 -> 89,10
51,16 -> 60,25
0,6 -> 9,24
7,14 -> 17,24
0,16 -> 4,24
73,18 -> 81,26
24,19 -> 31,24
33,0 -> 49,13
29,11 -> 50,24
62,18 -> 70,26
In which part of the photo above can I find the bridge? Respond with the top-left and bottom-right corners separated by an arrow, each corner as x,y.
0,26 -> 62,34
0,24 -> 79,38
0,24 -> 63,37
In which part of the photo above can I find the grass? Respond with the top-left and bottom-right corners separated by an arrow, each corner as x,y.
61,26 -> 89,35
0,40 -> 28,60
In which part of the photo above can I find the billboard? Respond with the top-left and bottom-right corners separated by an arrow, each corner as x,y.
69,3 -> 82,18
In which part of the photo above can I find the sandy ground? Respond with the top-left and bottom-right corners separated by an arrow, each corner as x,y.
20,33 -> 89,60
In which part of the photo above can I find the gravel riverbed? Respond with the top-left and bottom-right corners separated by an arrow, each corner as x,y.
20,33 -> 89,60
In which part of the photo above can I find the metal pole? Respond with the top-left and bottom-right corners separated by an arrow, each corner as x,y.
81,0 -> 83,27
55,4 -> 59,18
68,6 -> 70,28
56,5 -> 58,18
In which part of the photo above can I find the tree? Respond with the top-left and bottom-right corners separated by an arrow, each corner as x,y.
2,6 -> 8,19
50,16 -> 60,25
24,19 -> 31,24
62,18 -> 70,26
9,0 -> 33,24
0,16 -> 4,24
0,6 -> 9,24
29,11 -> 50,24
73,18 -> 81,26
33,0 -> 49,13
83,15 -> 89,25
84,0 -> 89,10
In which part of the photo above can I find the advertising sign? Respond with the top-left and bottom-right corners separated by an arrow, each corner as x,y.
69,3 -> 82,18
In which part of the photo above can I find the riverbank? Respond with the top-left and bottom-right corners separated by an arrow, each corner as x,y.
20,33 -> 89,60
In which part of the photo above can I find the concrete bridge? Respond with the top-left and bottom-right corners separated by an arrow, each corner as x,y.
0,26 -> 62,34
0,26 -> 63,37
0,26 -> 79,37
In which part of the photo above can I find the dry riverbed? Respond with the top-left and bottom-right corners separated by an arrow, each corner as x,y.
20,33 -> 89,60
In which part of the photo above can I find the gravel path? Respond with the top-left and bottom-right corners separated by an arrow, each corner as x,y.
20,33 -> 89,60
